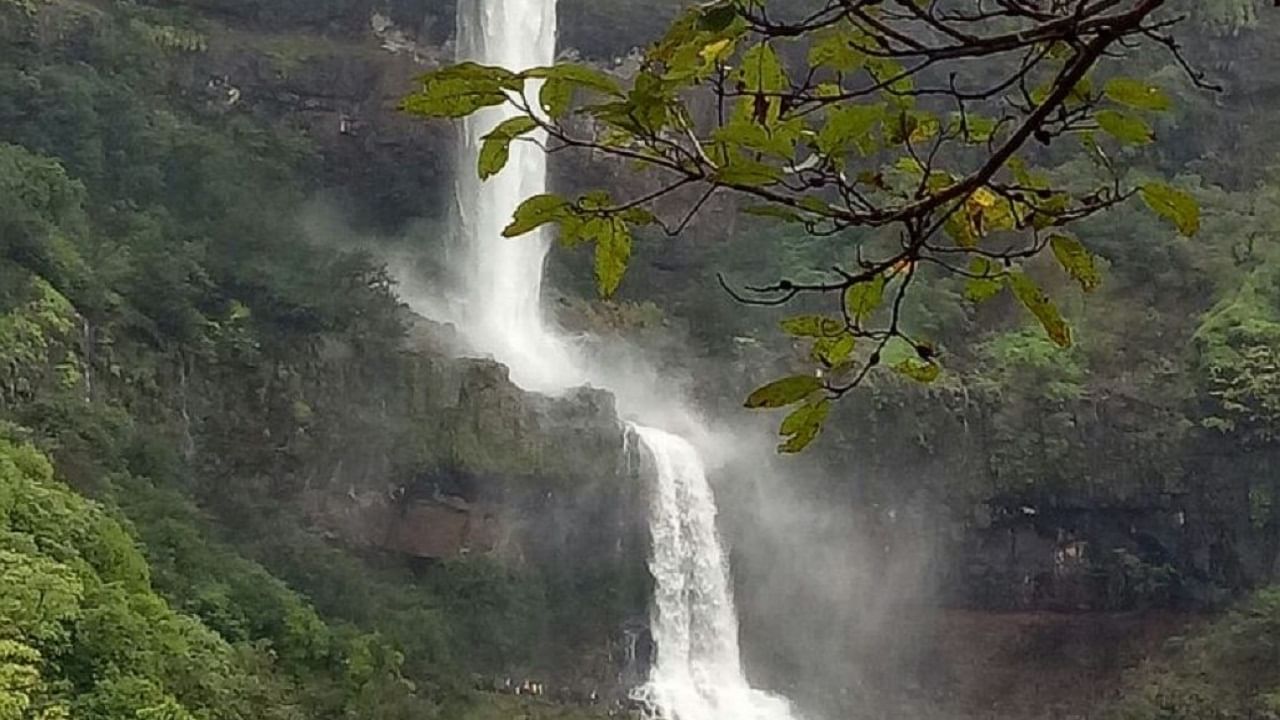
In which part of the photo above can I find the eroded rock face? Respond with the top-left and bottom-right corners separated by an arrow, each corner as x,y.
174,10 -> 453,227
251,320 -> 652,686
294,339 -> 630,536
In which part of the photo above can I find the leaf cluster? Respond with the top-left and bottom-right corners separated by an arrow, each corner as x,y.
403,0 -> 1209,450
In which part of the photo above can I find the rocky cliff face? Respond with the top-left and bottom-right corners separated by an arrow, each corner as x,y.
167,0 -> 1266,617
181,12 -> 453,226
167,301 -> 649,685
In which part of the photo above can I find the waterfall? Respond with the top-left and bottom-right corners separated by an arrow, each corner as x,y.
631,426 -> 798,720
455,0 -> 574,393
453,1 -> 799,719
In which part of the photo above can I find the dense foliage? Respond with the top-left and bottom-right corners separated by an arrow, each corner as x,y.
0,434 -> 423,720
0,2 -> 625,719
1111,588 -> 1280,720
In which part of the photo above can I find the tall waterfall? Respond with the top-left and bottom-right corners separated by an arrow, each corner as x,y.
455,0 -> 574,393
454,1 -> 799,719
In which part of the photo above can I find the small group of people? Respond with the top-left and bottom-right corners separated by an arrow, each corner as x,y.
473,674 -> 658,716
476,676 -> 549,698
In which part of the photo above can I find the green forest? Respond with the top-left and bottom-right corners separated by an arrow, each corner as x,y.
2,1 -> 1280,719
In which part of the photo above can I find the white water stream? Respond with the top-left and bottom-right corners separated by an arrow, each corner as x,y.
453,1 -> 800,718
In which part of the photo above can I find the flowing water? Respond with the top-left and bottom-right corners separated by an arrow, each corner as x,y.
453,1 -> 799,718
630,426 -> 799,720
455,0 -> 574,393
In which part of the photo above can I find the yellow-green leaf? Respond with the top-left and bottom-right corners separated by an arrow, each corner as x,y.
1095,110 -> 1153,145
714,155 -> 784,186
945,212 -> 979,249
809,26 -> 864,72
812,334 -> 855,367
1140,181 -> 1200,236
778,398 -> 830,453
700,38 -> 735,64
844,274 -> 886,323
1104,77 -> 1171,112
1010,272 -> 1071,348
478,116 -> 538,180
592,218 -> 632,297
401,63 -> 519,118
745,375 -> 823,409
1050,234 -> 1101,292
522,64 -> 624,97
713,117 -> 802,158
780,315 -> 845,337
780,398 -> 829,435
540,77 -> 573,118
964,257 -> 1004,301
738,42 -> 788,93
502,193 -> 571,237
894,358 -> 941,383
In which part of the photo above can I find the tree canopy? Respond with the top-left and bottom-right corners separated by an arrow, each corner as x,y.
404,0 -> 1212,450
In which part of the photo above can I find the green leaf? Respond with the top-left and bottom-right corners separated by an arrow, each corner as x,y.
540,77 -> 574,118
1009,272 -> 1071,348
780,315 -> 845,337
697,2 -> 738,32
578,190 -> 612,210
735,42 -> 788,126
816,103 -> 883,157
1140,181 -> 1200,236
1104,77 -> 1171,111
844,274 -> 886,323
1050,234 -> 1101,292
893,156 -> 924,178
798,196 -> 833,214
1095,110 -> 1153,145
952,113 -> 997,143
812,334 -> 855,367
944,211 -> 978,249
964,257 -> 1004,302
894,357 -> 941,383
700,37 -> 736,64
780,397 -> 829,435
745,375 -> 823,409
738,42 -> 788,93
593,218 -> 632,297
714,155 -> 783,186
878,336 -> 918,367
401,63 -> 519,118
523,64 -> 624,97
713,117 -> 802,158
815,82 -> 843,98
478,116 -> 538,180
502,193 -> 571,237
778,398 -> 830,453
865,56 -> 912,93
809,26 -> 865,72
1031,75 -> 1093,107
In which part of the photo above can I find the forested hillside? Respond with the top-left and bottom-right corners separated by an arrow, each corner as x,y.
3,1 -> 1280,720
0,1 -> 647,718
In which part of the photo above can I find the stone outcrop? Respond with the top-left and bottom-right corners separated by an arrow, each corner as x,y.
305,486 -> 499,559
